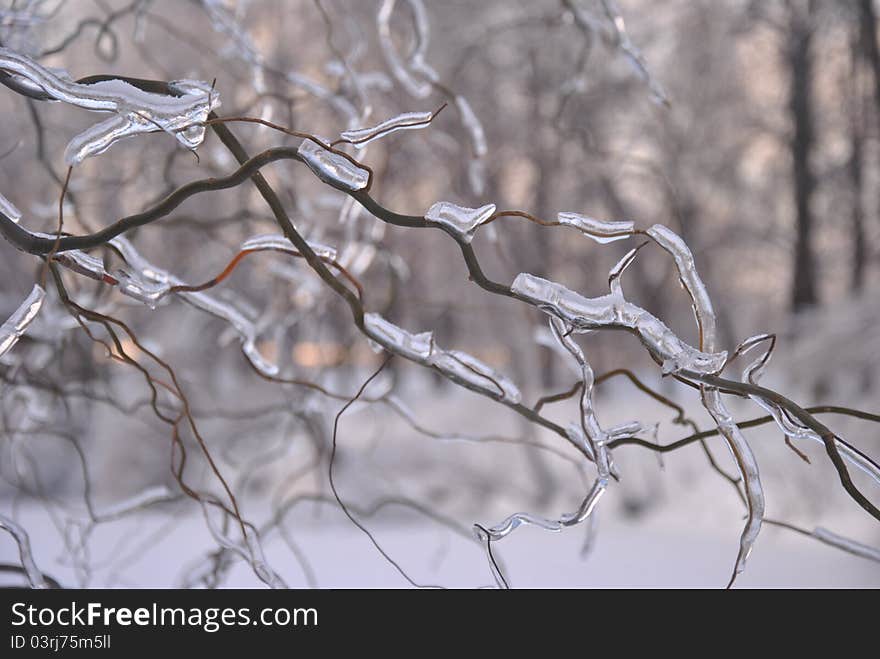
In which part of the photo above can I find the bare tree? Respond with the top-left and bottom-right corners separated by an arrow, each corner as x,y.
0,0 -> 877,590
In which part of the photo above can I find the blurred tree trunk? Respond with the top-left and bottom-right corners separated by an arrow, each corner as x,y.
850,23 -> 867,293
851,15 -> 873,393
529,49 -> 556,389
788,1 -> 819,312
858,0 -> 880,137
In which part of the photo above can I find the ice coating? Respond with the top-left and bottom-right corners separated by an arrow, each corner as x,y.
0,513 -> 47,588
550,317 -> 613,480
645,223 -> 764,580
113,270 -> 168,306
510,230 -> 765,581
607,420 -> 644,439
363,313 -> 434,362
476,464 -> 608,542
200,500 -> 286,589
0,284 -> 45,358
55,250 -> 111,282
34,230 -> 330,356
362,313 -> 520,403
512,272 -> 622,328
476,512 -> 564,539
376,0 -> 486,192
202,0 -> 265,70
732,333 -> 880,486
566,423 -> 595,460
377,0 -> 437,99
201,0 -> 358,122
432,350 -> 521,403
567,0 -> 668,106
297,139 -> 370,192
647,224 -> 717,351
108,237 -> 279,376
455,96 -> 487,157
735,333 -> 775,383
241,234 -> 338,261
476,316 -> 616,562
812,527 -> 880,563
339,110 -> 434,148
559,480 -> 606,525
557,212 -> 634,244
0,192 -> 22,223
701,387 -> 764,579
337,241 -> 377,276
0,48 -> 220,164
424,201 -> 495,243
608,245 -> 641,296
752,395 -> 880,486
468,158 -> 486,196
599,0 -> 669,106
95,485 -> 176,521
511,272 -> 727,374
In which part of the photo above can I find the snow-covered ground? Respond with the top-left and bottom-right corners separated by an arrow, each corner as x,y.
2,376 -> 879,588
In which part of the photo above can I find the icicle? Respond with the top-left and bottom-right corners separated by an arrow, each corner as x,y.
297,139 -> 370,192
557,211 -> 634,243
608,245 -> 641,296
0,48 -> 220,164
580,507 -> 599,557
0,284 -> 44,357
734,333 -> 775,383
339,110 -> 434,148
424,201 -> 495,243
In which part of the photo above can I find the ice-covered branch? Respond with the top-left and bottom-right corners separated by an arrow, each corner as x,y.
0,47 -> 220,163
0,284 -> 45,358
0,513 -> 47,588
